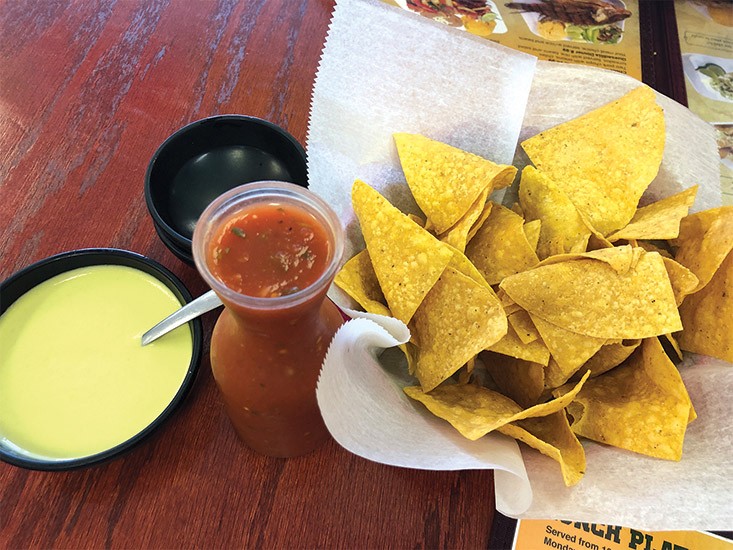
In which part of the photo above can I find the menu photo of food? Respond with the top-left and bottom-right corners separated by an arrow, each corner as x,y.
682,53 -> 733,104
502,0 -> 631,44
687,0 -> 733,27
393,0 -> 508,37
715,123 -> 733,170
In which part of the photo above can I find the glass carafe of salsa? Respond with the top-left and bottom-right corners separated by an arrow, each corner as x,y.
192,181 -> 345,458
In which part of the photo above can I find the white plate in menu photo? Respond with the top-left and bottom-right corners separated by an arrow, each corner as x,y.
394,0 -> 508,35
682,53 -> 733,104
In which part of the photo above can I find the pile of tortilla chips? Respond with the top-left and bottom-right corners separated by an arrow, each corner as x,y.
335,86 -> 733,487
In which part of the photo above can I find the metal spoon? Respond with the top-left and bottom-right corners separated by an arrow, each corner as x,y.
141,289 -> 222,346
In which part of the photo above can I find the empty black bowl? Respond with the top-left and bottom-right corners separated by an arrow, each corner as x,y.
145,115 -> 309,265
0,248 -> 203,471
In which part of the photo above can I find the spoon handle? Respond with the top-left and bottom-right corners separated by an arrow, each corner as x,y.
141,290 -> 222,346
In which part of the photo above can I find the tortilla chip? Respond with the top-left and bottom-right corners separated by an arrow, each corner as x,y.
555,338 -> 691,461
585,226 -> 615,252
496,287 -> 521,314
481,351 -> 545,408
661,332 -> 683,362
466,203 -> 540,285
676,249 -> 733,363
500,412 -> 586,486
447,247 -> 491,289
523,219 -> 542,253
635,239 -> 674,258
569,234 -> 591,253
404,372 -> 590,441
394,133 -> 517,233
663,257 -> 699,306
608,186 -> 698,242
407,213 -> 425,227
465,356 -> 476,375
538,244 -> 643,274
531,315 -> 607,387
351,180 -> 454,324
521,86 -> 665,235
467,201 -> 494,244
401,341 -> 419,376
440,187 -> 490,252
508,309 -> 539,344
487,322 -> 551,366
658,333 -> 697,424
572,339 -> 641,380
334,250 -> 391,316
411,267 -> 507,391
518,166 -> 592,259
642,339 -> 696,423
544,236 -> 567,257
500,249 -> 682,339
457,364 -> 473,385
672,206 -> 733,292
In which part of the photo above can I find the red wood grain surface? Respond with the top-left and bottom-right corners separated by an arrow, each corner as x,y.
0,1 -> 497,547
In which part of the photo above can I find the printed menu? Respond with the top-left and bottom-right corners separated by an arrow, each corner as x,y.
506,518 -> 733,550
675,0 -> 733,204
382,0 -> 642,78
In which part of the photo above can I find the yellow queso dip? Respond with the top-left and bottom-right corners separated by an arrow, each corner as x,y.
0,264 -> 193,460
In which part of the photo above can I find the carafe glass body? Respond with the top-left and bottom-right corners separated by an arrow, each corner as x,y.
192,181 -> 344,457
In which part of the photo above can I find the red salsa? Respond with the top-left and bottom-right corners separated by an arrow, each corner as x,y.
207,203 -> 331,297
203,195 -> 343,457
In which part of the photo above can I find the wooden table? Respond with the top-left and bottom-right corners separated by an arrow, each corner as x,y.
0,1 -> 497,547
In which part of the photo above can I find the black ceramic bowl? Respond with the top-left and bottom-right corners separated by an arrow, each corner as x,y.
0,248 -> 203,471
145,115 -> 309,265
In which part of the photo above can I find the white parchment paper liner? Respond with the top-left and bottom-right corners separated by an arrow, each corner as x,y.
309,0 -> 732,530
